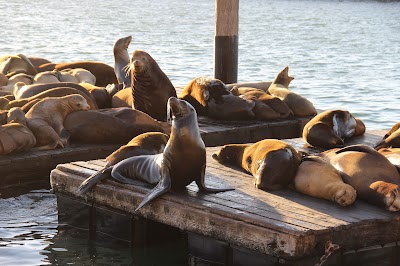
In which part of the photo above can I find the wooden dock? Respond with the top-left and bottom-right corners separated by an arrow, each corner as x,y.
50,130 -> 400,263
0,116 -> 306,188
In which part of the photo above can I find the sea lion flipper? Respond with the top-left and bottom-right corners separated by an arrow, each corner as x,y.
196,165 -> 234,193
78,167 -> 112,194
135,167 -> 172,211
335,144 -> 379,156
0,57 -> 12,74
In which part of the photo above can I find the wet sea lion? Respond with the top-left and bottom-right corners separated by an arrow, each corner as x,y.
36,61 -> 117,87
110,97 -> 233,210
113,35 -> 132,87
293,156 -> 356,206
268,66 -> 316,117
78,82 -> 111,109
375,122 -> 400,149
303,109 -> 365,149
179,77 -> 231,116
64,107 -> 168,144
212,139 -> 302,190
127,50 -> 177,120
26,94 -> 90,150
323,144 -> 400,211
0,54 -> 37,77
78,132 -> 169,194
0,107 -> 36,155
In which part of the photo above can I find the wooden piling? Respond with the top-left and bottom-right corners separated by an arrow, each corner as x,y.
214,0 -> 239,84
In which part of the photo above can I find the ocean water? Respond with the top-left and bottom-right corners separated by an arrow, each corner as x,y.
1,0 -> 400,265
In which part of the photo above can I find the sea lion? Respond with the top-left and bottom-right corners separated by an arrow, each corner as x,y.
0,54 -> 37,77
0,73 -> 7,86
127,50 -> 177,120
111,88 -> 132,108
377,148 -> 400,172
36,61 -> 117,87
28,56 -> 52,67
303,109 -> 366,149
293,156 -> 356,206
4,87 -> 97,111
0,107 -> 36,155
268,66 -> 317,117
77,132 -> 169,194
113,35 -> 132,87
212,139 -> 302,190
60,68 -> 96,85
323,144 -> 400,211
0,110 -> 8,124
231,86 -> 293,119
110,97 -> 233,210
64,107 -> 168,144
0,73 -> 34,95
179,77 -> 231,116
33,70 -> 61,84
226,81 -> 272,92
78,82 -> 111,109
375,122 -> 400,149
25,94 -> 90,150
207,93 -> 256,120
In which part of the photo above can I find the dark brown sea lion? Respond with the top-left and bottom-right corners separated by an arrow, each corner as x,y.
25,94 -> 90,150
303,109 -> 365,149
212,139 -> 302,190
375,122 -> 400,149
78,82 -> 111,109
293,156 -> 356,206
179,77 -> 231,116
323,144 -> 400,211
0,54 -> 37,77
113,35 -> 132,87
110,97 -> 233,211
268,66 -> 317,117
5,87 -> 97,111
77,132 -> 169,194
36,61 -> 117,87
127,50 -> 177,120
64,107 -> 168,144
0,107 -> 36,155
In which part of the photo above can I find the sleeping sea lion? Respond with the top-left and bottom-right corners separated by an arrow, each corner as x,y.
293,156 -> 356,206
0,54 -> 37,77
78,82 -> 111,109
375,122 -> 400,149
377,148 -> 400,172
110,97 -> 233,210
77,132 -> 169,194
212,139 -> 302,190
323,144 -> 400,211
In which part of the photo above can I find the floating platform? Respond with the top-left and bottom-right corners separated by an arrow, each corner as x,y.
0,116 -> 307,188
50,130 -> 400,264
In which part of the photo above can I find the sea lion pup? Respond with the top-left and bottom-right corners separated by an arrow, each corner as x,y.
127,50 -> 177,121
377,148 -> 400,172
375,122 -> 400,149
0,54 -> 37,77
113,35 -> 132,87
323,144 -> 400,211
231,86 -> 293,119
212,139 -> 302,190
78,82 -> 111,109
303,109 -> 365,149
26,94 -> 90,150
36,61 -> 117,87
293,156 -> 356,206
64,107 -> 168,144
111,97 -> 233,211
179,77 -> 231,116
268,66 -> 317,117
0,107 -> 36,155
78,132 -> 169,194
5,87 -> 98,111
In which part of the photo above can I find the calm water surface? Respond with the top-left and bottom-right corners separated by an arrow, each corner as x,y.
1,0 -> 400,265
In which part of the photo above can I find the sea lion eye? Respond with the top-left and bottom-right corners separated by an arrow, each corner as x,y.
142,57 -> 146,61
77,103 -> 81,107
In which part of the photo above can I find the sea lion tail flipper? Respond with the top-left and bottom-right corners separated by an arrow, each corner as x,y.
196,165 -> 234,193
78,167 -> 112,194
135,171 -> 171,211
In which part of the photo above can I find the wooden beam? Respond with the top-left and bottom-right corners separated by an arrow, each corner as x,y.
214,0 -> 239,84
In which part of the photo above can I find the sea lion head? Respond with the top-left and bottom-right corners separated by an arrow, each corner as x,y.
129,50 -> 156,74
167,97 -> 197,125
370,181 -> 400,212
63,94 -> 90,111
272,66 -> 294,87
7,107 -> 26,125
212,144 -> 247,166
113,35 -> 132,51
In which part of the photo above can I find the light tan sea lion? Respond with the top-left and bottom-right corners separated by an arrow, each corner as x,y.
59,68 -> 96,85
303,109 -> 365,149
78,82 -> 111,109
78,132 -> 169,194
111,88 -> 132,108
377,148 -> 400,172
226,81 -> 272,92
323,144 -> 400,211
109,97 -> 233,211
293,156 -> 356,206
113,35 -> 132,87
25,94 -> 90,150
375,122 -> 400,149
32,70 -> 61,84
64,107 -> 168,144
0,107 -> 36,155
0,73 -> 34,95
0,54 -> 37,77
268,66 -> 317,117
213,139 -> 302,190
